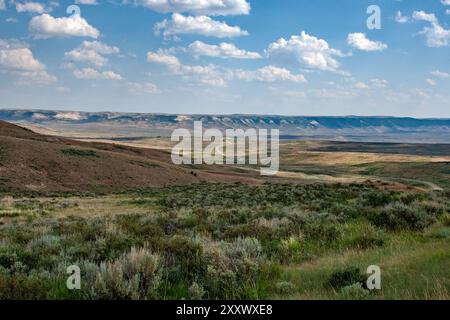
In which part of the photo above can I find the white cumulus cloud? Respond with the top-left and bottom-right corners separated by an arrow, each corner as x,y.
75,0 -> 98,4
0,44 -> 43,71
347,33 -> 387,51
147,50 -> 181,70
426,78 -> 437,86
354,82 -> 369,89
155,13 -> 248,39
233,65 -> 306,83
353,79 -> 388,90
431,70 -> 450,79
147,49 -> 226,86
0,39 -> 56,83
413,11 -> 437,23
64,41 -> 120,67
412,11 -> 450,47
267,31 -> 347,74
73,67 -> 122,80
15,1 -> 47,14
188,41 -> 261,59
371,79 -> 388,88
132,0 -> 250,16
29,13 -> 100,39
127,81 -> 160,94
395,11 -> 409,23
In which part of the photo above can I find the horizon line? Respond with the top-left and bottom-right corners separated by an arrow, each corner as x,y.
1,107 -> 450,121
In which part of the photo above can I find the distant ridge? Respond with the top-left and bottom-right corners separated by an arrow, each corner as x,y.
1,109 -> 450,143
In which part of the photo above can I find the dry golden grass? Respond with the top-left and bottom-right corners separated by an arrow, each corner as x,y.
50,196 -> 153,219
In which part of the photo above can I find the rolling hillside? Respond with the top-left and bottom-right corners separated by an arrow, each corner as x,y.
0,121 -> 256,193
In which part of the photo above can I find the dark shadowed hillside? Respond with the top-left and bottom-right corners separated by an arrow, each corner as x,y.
0,121 -> 257,193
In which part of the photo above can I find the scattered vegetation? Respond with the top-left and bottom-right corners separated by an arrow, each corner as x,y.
0,148 -> 5,165
0,182 -> 449,300
61,148 -> 99,158
129,160 -> 159,168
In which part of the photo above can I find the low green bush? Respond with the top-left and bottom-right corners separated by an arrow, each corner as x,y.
0,273 -> 49,299
161,236 -> 206,283
304,223 -> 341,243
328,266 -> 366,290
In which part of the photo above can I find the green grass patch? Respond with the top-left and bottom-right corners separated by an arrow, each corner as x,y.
61,148 -> 99,158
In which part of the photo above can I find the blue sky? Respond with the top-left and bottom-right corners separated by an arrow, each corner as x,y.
0,0 -> 449,117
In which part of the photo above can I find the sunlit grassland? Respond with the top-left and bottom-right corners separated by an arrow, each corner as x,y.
272,224 -> 450,300
0,182 -> 449,300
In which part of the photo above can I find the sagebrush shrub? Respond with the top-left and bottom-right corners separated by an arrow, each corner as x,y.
340,283 -> 370,300
371,202 -> 435,231
188,281 -> 205,300
304,223 -> 341,243
91,247 -> 161,300
202,237 -> 265,299
162,236 -> 206,282
363,191 -> 393,207
275,281 -> 297,295
0,273 -> 49,299
277,237 -> 304,263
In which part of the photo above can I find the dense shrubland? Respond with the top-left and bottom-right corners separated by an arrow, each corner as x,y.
0,182 -> 449,299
